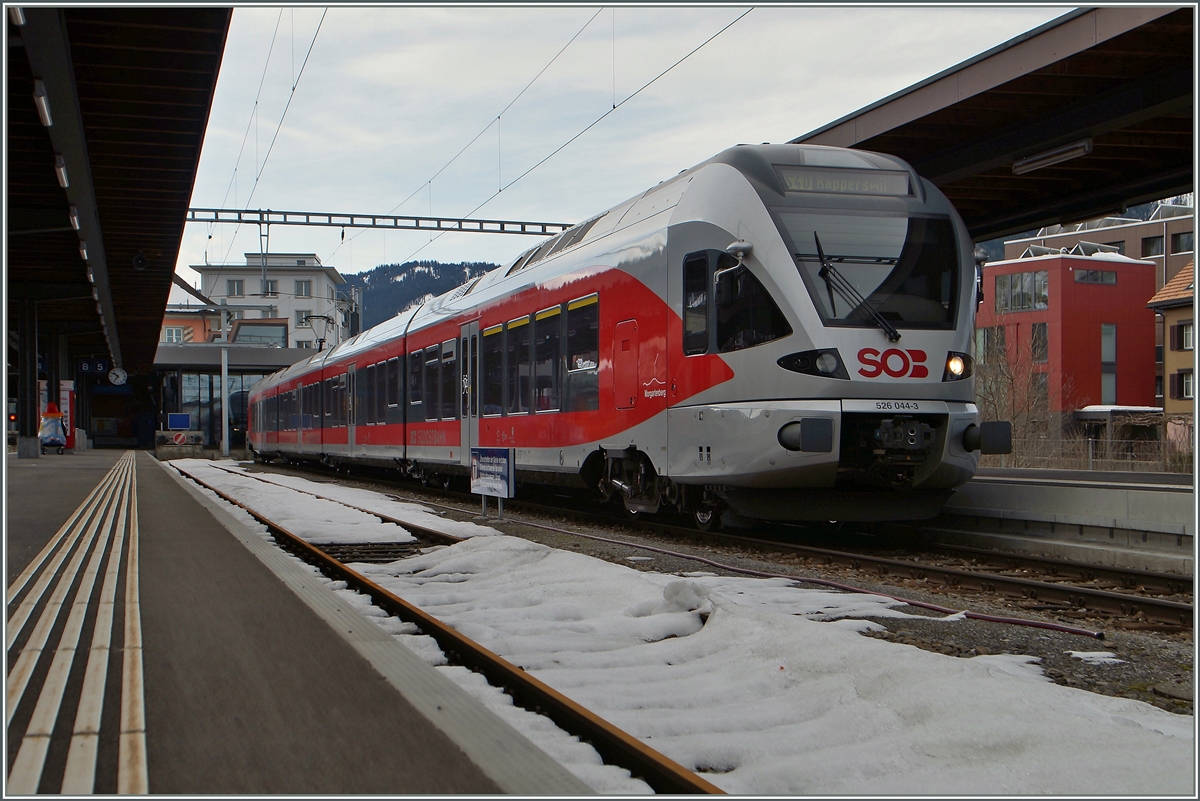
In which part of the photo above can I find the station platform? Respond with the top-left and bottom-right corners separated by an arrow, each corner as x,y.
5,449 -> 590,794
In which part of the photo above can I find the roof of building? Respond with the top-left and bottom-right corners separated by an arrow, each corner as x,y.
986,251 -> 1154,269
1147,260 -> 1195,310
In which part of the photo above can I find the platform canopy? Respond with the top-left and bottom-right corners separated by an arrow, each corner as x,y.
791,7 -> 1194,242
7,8 -> 232,375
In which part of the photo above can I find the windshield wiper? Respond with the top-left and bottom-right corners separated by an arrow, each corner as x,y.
814,232 -> 901,342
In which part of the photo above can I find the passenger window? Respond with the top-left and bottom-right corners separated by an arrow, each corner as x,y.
684,254 -> 709,355
533,307 -> 561,411
424,347 -> 440,421
566,296 -> 599,413
715,255 -> 792,353
440,340 -> 457,421
365,364 -> 377,424
387,358 -> 399,408
408,352 -> 422,406
506,317 -> 531,414
482,326 -> 504,416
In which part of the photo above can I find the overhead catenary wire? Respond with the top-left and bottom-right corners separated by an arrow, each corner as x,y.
394,6 -> 754,266
328,7 -> 606,264
212,8 -> 329,287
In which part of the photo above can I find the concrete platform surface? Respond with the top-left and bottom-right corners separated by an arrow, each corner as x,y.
5,449 -> 590,794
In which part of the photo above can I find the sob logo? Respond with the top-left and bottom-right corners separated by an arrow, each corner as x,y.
857,348 -> 929,379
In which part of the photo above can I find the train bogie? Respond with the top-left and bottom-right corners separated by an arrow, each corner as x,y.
248,143 -> 1010,525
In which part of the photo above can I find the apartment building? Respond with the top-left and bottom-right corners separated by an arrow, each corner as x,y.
191,253 -> 351,349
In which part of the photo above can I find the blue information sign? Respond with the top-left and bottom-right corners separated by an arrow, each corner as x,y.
470,448 -> 514,499
167,413 -> 192,430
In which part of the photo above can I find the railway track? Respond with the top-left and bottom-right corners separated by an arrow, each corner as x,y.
173,464 -> 723,795
241,461 -> 1193,633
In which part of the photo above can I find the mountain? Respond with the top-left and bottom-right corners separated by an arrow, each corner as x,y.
343,260 -> 497,329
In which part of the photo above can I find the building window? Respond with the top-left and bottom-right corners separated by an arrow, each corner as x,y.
296,340 -> 312,349
163,326 -> 184,344
295,280 -> 312,298
1155,375 -> 1164,399
1074,269 -> 1116,284
262,279 -> 278,298
1031,322 -> 1048,364
226,279 -> 244,297
1172,370 -> 1194,400
1170,232 -> 1194,254
1100,323 -> 1117,405
995,271 -> 1048,312
296,310 -> 312,328
975,325 -> 1006,364
1184,322 -> 1194,351
1141,236 -> 1164,257
263,306 -> 278,319
296,259 -> 306,266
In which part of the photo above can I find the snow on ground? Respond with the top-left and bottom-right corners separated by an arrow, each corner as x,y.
172,459 -> 501,540
171,460 -> 1195,795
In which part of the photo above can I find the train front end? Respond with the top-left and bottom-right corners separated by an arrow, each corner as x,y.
668,145 -> 1010,522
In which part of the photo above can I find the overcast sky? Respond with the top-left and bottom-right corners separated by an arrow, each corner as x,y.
177,5 -> 1070,284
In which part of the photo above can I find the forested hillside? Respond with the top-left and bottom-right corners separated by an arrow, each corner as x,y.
343,260 -> 497,328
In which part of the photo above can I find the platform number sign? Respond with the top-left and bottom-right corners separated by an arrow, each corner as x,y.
77,359 -> 108,376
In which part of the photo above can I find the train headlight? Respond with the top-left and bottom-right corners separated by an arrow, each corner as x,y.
778,348 -> 849,380
942,351 -> 974,381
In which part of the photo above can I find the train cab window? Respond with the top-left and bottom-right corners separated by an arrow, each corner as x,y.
482,326 -> 504,416
440,340 -> 458,421
683,254 -> 709,355
505,317 -> 532,414
424,347 -> 440,421
715,254 -> 793,353
777,212 -> 959,330
566,295 -> 599,412
387,358 -> 399,408
408,352 -> 423,407
534,307 -> 562,411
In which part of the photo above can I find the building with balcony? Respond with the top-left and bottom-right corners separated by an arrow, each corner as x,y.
191,253 -> 353,350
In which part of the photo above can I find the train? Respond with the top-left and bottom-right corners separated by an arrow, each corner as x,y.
248,143 -> 1011,528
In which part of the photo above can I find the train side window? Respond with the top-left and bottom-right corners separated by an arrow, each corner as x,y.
387,358 -> 399,407
365,364 -> 377,424
534,306 -> 562,412
440,340 -> 458,421
375,361 -> 387,423
408,352 -> 423,407
424,347 -> 440,421
323,378 -> 332,420
505,316 -> 532,414
715,255 -> 792,353
683,253 -> 709,355
566,295 -> 599,412
482,325 -> 504,416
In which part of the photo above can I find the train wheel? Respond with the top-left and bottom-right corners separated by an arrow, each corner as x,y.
692,505 -> 722,532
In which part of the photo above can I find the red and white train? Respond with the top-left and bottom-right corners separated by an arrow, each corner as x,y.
248,144 -> 1010,527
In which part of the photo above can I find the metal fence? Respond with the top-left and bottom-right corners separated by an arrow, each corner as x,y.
980,436 -> 1194,473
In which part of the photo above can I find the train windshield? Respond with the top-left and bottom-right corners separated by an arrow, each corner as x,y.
773,211 -> 959,331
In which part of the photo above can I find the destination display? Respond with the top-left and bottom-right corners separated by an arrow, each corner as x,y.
776,166 -> 911,197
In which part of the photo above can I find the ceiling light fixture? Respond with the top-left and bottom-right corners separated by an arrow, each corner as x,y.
9,7 -> 26,25
32,80 -> 52,126
54,154 -> 68,187
86,265 -> 94,283
69,205 -> 80,230
92,288 -> 99,301
79,241 -> 88,260
1012,138 -> 1093,175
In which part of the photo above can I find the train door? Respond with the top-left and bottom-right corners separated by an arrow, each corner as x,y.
614,319 -> 639,409
459,322 -> 479,467
346,364 -> 357,453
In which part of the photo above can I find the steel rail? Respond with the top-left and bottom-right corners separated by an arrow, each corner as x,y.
176,467 -> 723,795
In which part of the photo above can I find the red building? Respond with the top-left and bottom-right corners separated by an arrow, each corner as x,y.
975,250 -> 1158,414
